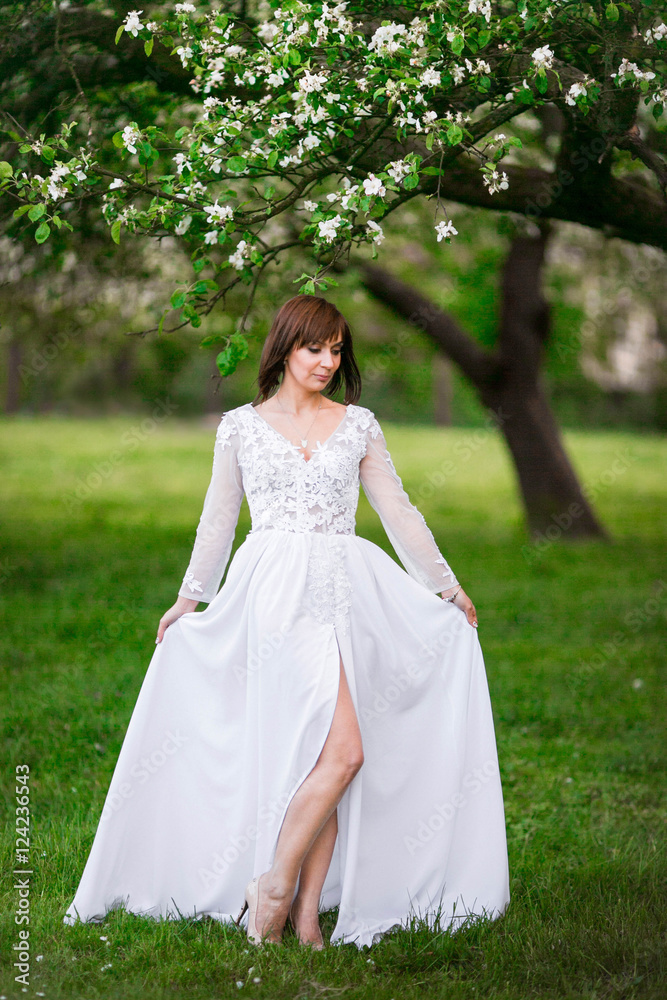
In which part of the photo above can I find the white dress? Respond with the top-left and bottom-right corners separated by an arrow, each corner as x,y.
63,401 -> 510,948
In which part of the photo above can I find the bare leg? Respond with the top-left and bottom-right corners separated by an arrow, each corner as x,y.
290,809 -> 339,943
253,655 -> 362,943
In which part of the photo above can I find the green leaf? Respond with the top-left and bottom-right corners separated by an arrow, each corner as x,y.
199,333 -> 226,348
13,204 -> 31,219
175,126 -> 189,140
289,48 -> 301,65
652,102 -> 664,120
112,131 -> 125,149
605,2 -> 619,20
446,124 -> 463,145
451,35 -> 464,56
403,173 -> 419,190
478,30 -> 491,47
193,280 -> 213,294
425,132 -> 434,150
0,161 -> 13,179
227,156 -> 247,173
144,37 -> 154,57
535,69 -> 548,94
171,290 -> 186,309
115,24 -> 124,45
110,218 -> 121,244
28,204 -> 46,221
267,150 -> 279,170
304,280 -> 316,294
34,221 -> 50,244
41,146 -> 55,163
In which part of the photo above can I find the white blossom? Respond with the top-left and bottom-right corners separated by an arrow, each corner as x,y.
532,45 -> 554,71
176,45 -> 194,67
317,214 -> 342,242
173,152 -> 191,174
123,10 -> 143,36
109,177 -> 125,190
464,58 -> 491,76
644,22 -> 667,43
298,70 -> 329,94
175,215 -> 192,235
257,22 -> 280,44
435,220 -> 458,241
302,200 -> 318,211
482,169 -> 509,194
121,124 -> 142,154
204,230 -> 219,244
362,173 -> 386,198
386,159 -> 411,183
228,239 -> 249,269
204,201 -> 234,223
46,163 -> 70,200
366,220 -> 384,245
565,81 -> 587,105
175,3 -> 196,13
611,59 -> 656,83
368,22 -> 407,56
421,67 -> 441,88
468,0 -> 491,23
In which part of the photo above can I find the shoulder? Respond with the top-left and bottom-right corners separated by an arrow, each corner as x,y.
214,405 -> 247,447
347,404 -> 382,438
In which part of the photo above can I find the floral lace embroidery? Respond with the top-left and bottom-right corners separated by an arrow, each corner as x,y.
235,403 -> 370,536
303,536 -> 353,635
183,570 -> 203,594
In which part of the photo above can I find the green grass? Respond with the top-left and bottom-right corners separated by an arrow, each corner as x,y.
1,415 -> 665,1000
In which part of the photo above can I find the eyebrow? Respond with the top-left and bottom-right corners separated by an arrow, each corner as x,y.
312,340 -> 344,346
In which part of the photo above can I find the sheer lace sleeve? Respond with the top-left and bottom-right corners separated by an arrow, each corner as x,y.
177,412 -> 244,604
359,412 -> 459,597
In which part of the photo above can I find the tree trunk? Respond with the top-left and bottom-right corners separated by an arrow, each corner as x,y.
356,222 -> 608,540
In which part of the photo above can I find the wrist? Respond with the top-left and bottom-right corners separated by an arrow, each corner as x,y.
175,595 -> 199,611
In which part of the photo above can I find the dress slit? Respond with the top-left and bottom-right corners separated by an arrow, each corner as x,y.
265,625 -> 345,873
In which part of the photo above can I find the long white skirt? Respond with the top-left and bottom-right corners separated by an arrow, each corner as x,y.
63,528 -> 510,948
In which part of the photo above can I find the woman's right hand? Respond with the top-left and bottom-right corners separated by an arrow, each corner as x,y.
156,596 -> 200,644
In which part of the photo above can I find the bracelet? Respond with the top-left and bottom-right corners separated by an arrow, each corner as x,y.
444,585 -> 462,603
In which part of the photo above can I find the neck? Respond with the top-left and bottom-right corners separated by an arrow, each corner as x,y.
274,379 -> 323,414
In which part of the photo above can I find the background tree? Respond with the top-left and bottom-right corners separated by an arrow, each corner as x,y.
2,0 -> 666,537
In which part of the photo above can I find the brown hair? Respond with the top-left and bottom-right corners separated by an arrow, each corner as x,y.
252,295 -> 362,404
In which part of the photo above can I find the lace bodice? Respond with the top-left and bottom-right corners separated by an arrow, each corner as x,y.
178,402 -> 459,604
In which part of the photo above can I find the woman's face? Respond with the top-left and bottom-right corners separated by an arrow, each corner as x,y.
284,336 -> 343,391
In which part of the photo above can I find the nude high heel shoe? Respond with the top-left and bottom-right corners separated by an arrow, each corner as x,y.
235,876 -> 263,946
235,874 -> 283,946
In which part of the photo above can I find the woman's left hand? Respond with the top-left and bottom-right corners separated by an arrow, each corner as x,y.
441,587 -> 478,628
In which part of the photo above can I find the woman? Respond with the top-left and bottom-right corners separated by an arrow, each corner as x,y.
64,295 -> 509,950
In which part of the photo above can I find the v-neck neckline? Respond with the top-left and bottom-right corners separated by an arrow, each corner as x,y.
246,401 -> 351,464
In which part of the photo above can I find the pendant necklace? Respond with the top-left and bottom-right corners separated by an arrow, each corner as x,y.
275,392 -> 322,450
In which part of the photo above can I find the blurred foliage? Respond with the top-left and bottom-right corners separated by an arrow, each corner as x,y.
2,197 -> 666,429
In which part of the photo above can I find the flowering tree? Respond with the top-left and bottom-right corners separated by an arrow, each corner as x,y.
2,0 -> 666,537
3,0 -> 666,378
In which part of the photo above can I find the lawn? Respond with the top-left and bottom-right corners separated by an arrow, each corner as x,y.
1,415 -> 665,1000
